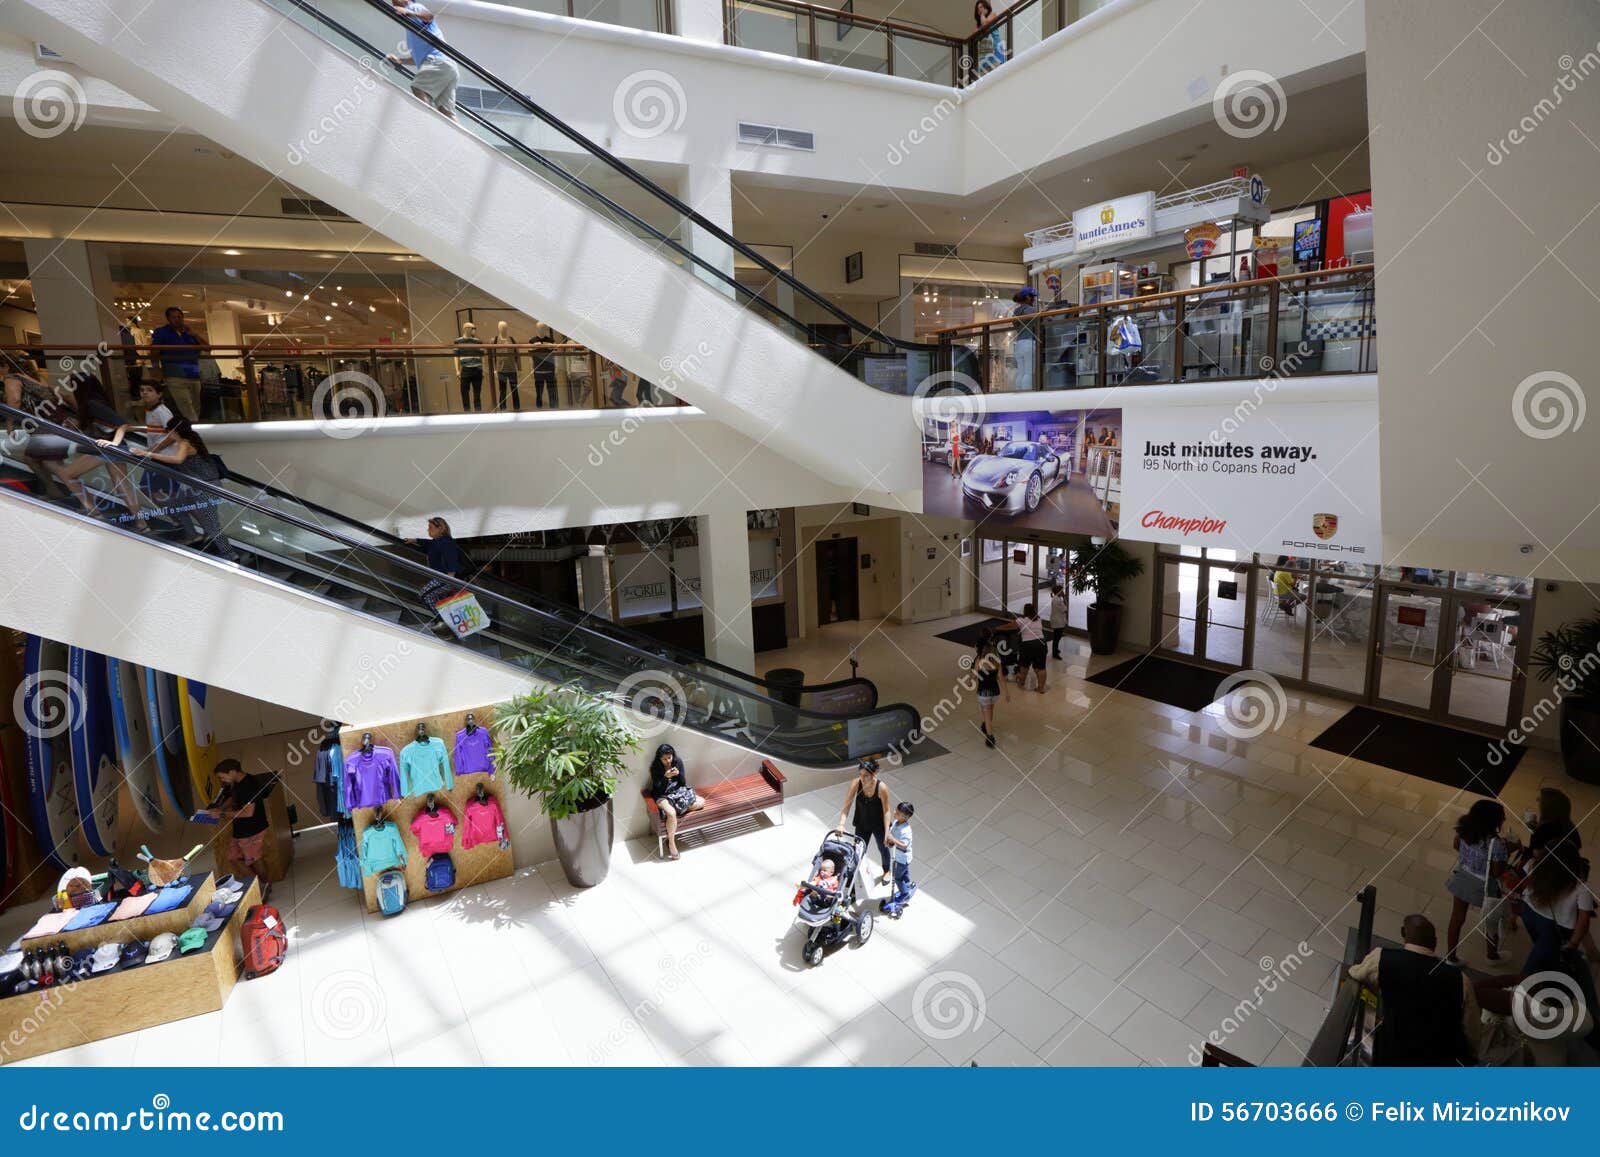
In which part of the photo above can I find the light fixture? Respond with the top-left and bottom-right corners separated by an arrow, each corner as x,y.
368,305 -> 377,313
335,285 -> 342,291
302,294 -> 310,300
284,289 -> 293,298
222,249 -> 243,256
324,314 -> 333,321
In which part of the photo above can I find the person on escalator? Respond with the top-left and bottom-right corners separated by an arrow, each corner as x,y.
120,417 -> 241,562
408,516 -> 466,627
386,1 -> 460,120
47,372 -> 148,529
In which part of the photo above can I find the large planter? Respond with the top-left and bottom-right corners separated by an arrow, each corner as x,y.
1559,697 -> 1600,785
551,797 -> 615,887
1086,603 -> 1122,656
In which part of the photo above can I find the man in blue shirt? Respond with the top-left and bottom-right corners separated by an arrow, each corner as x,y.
151,306 -> 206,420
386,1 -> 459,119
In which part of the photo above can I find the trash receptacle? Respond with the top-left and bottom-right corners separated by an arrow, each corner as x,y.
764,667 -> 805,708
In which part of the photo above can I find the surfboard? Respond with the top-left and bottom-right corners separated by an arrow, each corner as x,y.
108,657 -> 172,833
0,716 -> 17,902
143,667 -> 193,817
21,635 -> 84,871
177,677 -> 220,807
67,646 -> 121,858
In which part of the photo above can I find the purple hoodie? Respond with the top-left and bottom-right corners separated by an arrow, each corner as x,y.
343,746 -> 401,809
454,726 -> 495,777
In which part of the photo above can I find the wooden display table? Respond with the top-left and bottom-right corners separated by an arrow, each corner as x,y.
0,875 -> 261,1065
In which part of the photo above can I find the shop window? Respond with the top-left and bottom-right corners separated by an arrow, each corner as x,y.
1381,565 -> 1450,587
1453,571 -> 1532,596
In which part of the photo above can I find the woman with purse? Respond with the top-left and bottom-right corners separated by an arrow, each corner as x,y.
1444,800 -> 1508,963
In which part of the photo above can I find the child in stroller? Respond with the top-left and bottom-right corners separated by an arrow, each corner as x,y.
792,830 -> 875,967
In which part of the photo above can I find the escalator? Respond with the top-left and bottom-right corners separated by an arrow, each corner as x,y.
223,467 -> 885,717
0,404 -> 922,768
3,0 -> 970,494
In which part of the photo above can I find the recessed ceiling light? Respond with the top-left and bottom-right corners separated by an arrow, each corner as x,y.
222,248 -> 243,256
284,289 -> 293,297
335,285 -> 342,291
368,305 -> 376,312
317,253 -> 336,259
324,314 -> 333,321
302,294 -> 310,300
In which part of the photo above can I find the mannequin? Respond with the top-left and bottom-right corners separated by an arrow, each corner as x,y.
454,321 -> 484,412
491,320 -> 521,412
361,731 -> 374,754
424,792 -> 439,815
401,720 -> 454,796
530,323 -> 559,410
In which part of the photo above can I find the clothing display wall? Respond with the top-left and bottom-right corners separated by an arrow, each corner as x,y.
343,707 -> 513,914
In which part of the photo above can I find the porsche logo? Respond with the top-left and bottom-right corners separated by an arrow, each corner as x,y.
1100,205 -> 1116,225
1312,513 -> 1339,540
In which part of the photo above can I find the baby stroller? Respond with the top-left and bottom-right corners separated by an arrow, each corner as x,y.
793,830 -> 874,967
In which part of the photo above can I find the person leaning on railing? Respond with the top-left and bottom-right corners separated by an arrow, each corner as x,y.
973,0 -> 1007,75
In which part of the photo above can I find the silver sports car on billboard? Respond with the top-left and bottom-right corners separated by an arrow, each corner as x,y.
960,441 -> 1070,514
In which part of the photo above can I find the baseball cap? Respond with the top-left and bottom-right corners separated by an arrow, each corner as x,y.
120,940 -> 149,968
177,928 -> 208,955
212,881 -> 246,905
90,942 -> 122,973
1016,285 -> 1037,299
146,932 -> 179,963
194,905 -> 230,932
71,948 -> 97,980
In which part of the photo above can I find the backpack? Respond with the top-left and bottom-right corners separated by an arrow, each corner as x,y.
240,905 -> 287,979
376,871 -> 407,917
424,853 -> 455,893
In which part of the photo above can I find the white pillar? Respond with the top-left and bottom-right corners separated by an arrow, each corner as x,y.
696,503 -> 755,672
682,164 -> 736,297
23,237 -> 119,357
204,306 -> 243,379
673,0 -> 724,44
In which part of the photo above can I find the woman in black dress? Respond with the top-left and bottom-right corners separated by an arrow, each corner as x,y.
835,757 -> 893,886
650,742 -> 703,860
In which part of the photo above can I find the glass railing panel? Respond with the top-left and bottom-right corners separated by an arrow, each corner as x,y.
1008,2 -> 1046,56
893,34 -> 954,84
814,16 -> 888,73
571,0 -> 666,33
730,0 -> 810,58
1107,303 -> 1177,385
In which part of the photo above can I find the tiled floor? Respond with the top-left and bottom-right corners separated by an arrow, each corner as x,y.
8,614 -> 1597,1067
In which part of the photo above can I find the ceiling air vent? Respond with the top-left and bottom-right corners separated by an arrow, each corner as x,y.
737,122 -> 815,152
914,242 -> 959,257
280,197 -> 352,220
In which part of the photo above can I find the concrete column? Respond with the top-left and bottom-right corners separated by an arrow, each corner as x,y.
696,502 -> 755,673
673,0 -> 724,44
23,237 -> 119,365
681,164 -> 736,297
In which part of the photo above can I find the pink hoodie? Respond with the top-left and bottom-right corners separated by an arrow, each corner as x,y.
461,795 -> 506,850
410,806 -> 458,857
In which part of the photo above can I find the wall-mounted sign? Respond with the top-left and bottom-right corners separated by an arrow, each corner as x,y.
1184,222 -> 1222,259
844,250 -> 864,283
1072,191 -> 1155,252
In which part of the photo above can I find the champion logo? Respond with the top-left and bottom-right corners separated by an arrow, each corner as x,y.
1141,510 -> 1228,536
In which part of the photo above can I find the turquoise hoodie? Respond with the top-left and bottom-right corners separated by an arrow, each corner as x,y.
400,736 -> 454,796
359,822 -> 407,877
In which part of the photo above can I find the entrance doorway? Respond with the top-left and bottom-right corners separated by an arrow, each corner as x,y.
815,537 -> 860,626
974,536 -> 1086,629
1154,549 -> 1250,666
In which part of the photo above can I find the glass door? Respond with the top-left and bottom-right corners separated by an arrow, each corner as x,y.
1204,560 -> 1251,667
1373,587 -> 1446,710
1444,588 -> 1531,729
1157,554 -> 1201,657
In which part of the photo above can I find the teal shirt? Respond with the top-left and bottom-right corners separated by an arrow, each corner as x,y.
359,822 -> 407,876
400,736 -> 454,796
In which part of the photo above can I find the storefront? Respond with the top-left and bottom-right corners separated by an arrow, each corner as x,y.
974,533 -> 1091,628
1151,547 -> 1535,733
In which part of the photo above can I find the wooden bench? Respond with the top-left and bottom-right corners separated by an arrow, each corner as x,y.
642,758 -> 786,858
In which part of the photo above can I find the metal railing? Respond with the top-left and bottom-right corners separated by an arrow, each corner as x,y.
1,342 -> 676,424
1302,884 -> 1378,1067
723,0 -> 1078,86
935,264 -> 1376,392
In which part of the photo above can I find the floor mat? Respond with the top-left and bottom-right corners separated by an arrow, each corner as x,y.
1308,706 -> 1522,794
934,617 -> 1014,649
1086,654 -> 1229,711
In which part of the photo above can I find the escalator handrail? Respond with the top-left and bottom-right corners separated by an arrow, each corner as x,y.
275,0 -> 936,359
221,465 -> 877,706
1,401 -> 909,729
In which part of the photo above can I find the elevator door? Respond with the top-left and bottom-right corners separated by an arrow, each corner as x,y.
816,538 -> 860,625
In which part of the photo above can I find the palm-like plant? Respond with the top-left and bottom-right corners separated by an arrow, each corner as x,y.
1066,542 -> 1145,607
1531,612 -> 1600,702
493,684 -> 642,819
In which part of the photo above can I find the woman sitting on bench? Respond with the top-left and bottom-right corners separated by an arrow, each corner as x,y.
651,743 -> 705,860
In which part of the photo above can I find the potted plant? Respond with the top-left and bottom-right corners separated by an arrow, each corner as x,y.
1530,611 -> 1600,784
494,684 -> 642,887
1066,542 -> 1146,656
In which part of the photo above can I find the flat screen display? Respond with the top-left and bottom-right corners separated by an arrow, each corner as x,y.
1293,218 -> 1323,263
